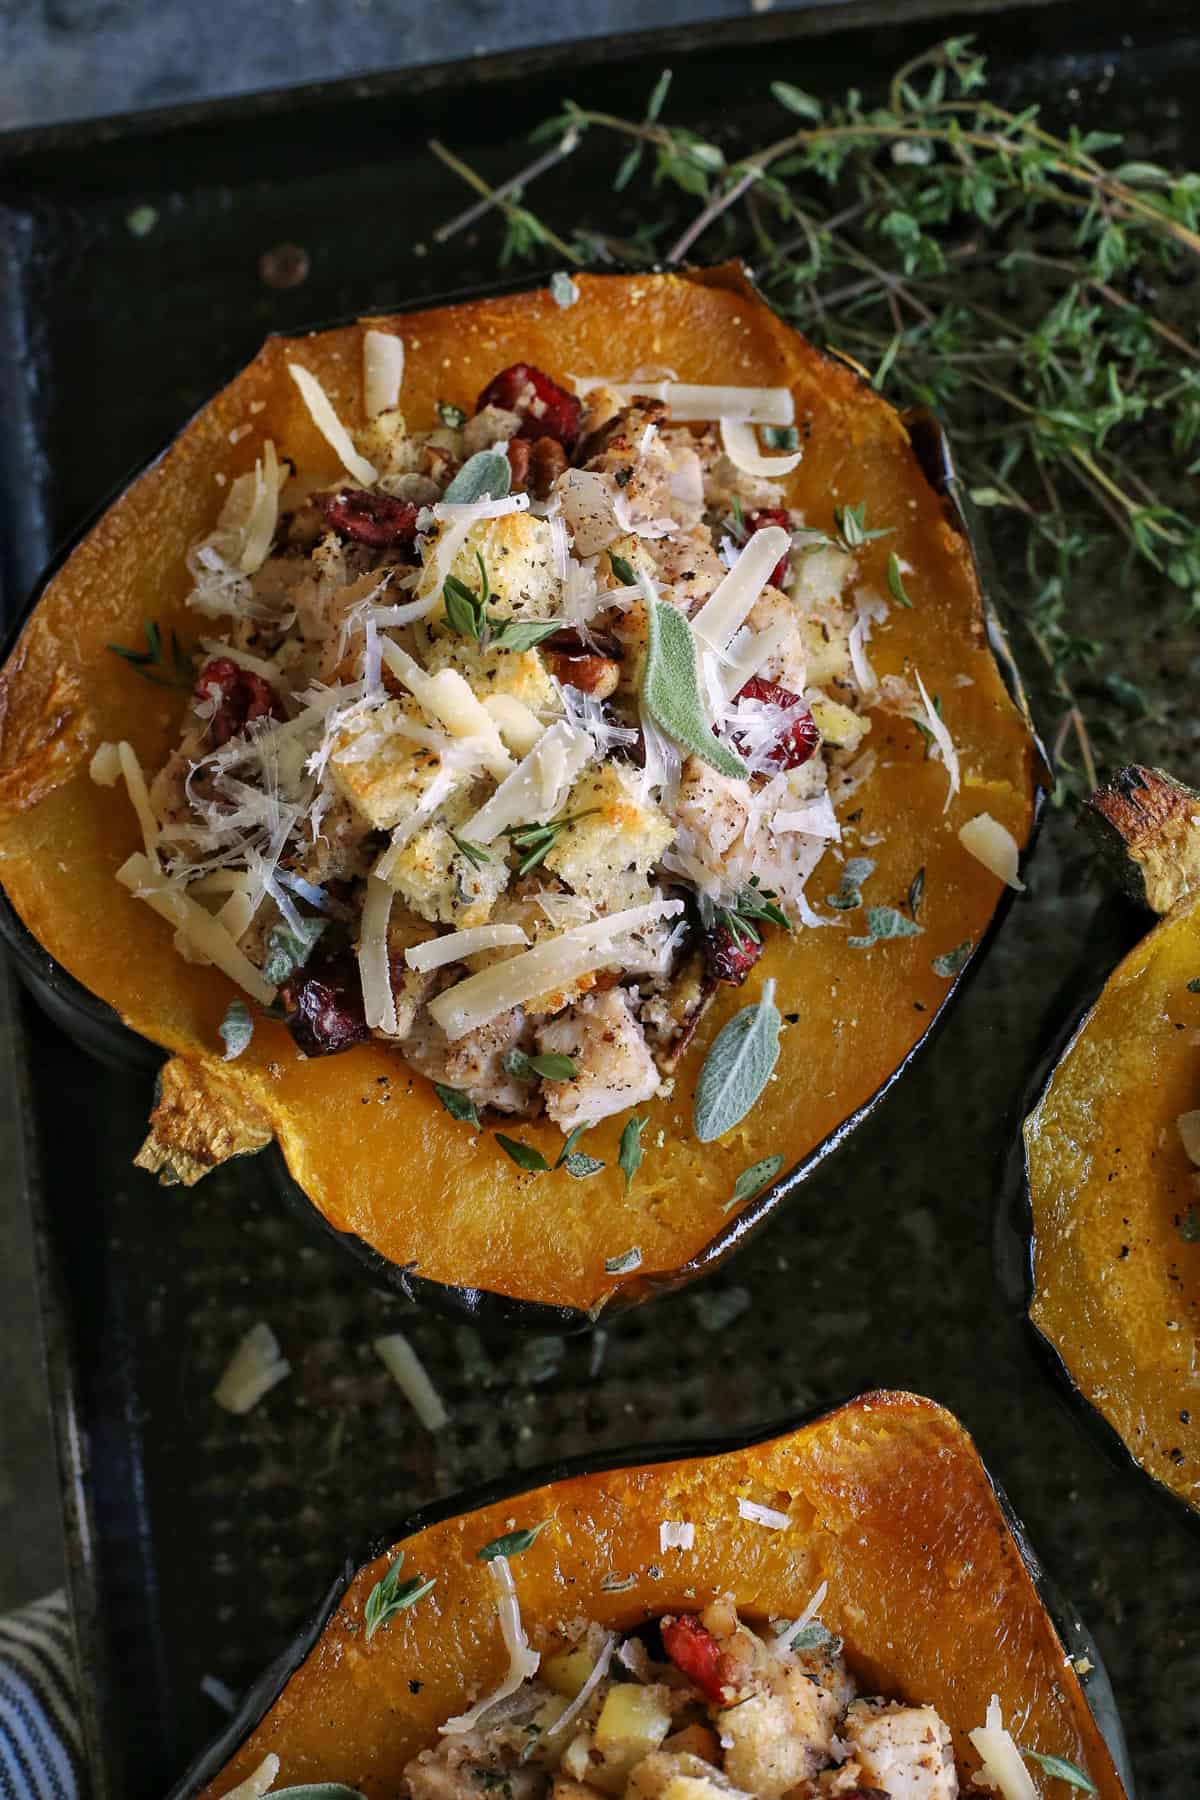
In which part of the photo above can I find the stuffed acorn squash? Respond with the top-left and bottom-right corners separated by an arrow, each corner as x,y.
175,1393 -> 1126,1800
1025,764 -> 1200,1515
0,264 -> 1041,1319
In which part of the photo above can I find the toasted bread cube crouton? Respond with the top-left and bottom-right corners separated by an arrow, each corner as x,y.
328,697 -> 453,831
544,763 -> 674,911
419,513 -> 561,622
423,633 -> 563,718
384,788 -> 510,928
840,1699 -> 957,1800
626,1753 -> 735,1800
717,1663 -> 844,1799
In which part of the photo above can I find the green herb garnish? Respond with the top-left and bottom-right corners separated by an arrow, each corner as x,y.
617,1115 -> 648,1191
506,809 -> 596,875
726,1154 -> 786,1210
887,552 -> 914,608
931,939 -> 973,978
563,1153 -> 606,1180
442,553 -> 564,652
762,425 -> 800,451
262,916 -> 327,985
827,856 -> 876,912
477,1518 -> 553,1560
1187,977 -> 1200,993
437,401 -> 468,429
608,550 -> 638,586
549,270 -> 580,307
641,587 -> 747,780
450,829 -> 492,869
693,979 -> 782,1142
1019,1749 -> 1097,1795
363,1555 -> 436,1643
218,999 -> 254,1062
433,1083 -> 481,1127
1179,1207 -> 1200,1243
716,878 -> 792,944
847,906 -> 923,949
503,1049 -> 579,1082
907,866 -> 926,919
495,1133 -> 552,1172
106,618 -> 193,689
441,448 -> 511,504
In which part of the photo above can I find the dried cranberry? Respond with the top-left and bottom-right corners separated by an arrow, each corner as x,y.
194,657 -> 284,748
279,946 -> 370,1057
732,675 -> 820,771
314,488 -> 419,550
660,1615 -> 732,1703
475,363 -> 583,451
745,506 -> 792,587
702,923 -> 763,986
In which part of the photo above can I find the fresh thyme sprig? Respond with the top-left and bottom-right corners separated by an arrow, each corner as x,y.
432,35 -> 1200,800
106,619 -> 194,689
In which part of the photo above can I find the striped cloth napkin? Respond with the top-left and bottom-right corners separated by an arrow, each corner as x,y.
0,1595 -> 81,1800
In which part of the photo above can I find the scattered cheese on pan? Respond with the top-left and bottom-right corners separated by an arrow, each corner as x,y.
440,1556 -> 540,1735
719,418 -> 803,477
359,874 -> 398,1034
737,1498 -> 790,1530
659,1521 -> 695,1551
913,667 -> 960,810
213,1323 -> 291,1416
362,328 -> 405,419
958,812 -> 1026,891
428,898 -> 683,1040
374,1332 -> 449,1431
690,527 -> 791,654
967,1697 -> 1039,1800
215,1754 -> 280,1800
572,378 -> 794,426
287,361 -> 378,488
406,923 -> 529,973
116,852 -> 277,1005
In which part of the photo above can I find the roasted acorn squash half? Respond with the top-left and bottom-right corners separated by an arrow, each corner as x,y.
170,1392 -> 1128,1800
1024,765 -> 1200,1517
0,264 -> 1042,1323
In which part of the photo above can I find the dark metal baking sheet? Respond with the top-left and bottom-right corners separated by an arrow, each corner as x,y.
2,3 -> 1197,1797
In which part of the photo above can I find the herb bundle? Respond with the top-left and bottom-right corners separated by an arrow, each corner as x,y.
432,35 -> 1200,800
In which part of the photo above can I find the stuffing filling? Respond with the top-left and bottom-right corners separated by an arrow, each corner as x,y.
99,320 -> 952,1137
403,1600 -> 960,1800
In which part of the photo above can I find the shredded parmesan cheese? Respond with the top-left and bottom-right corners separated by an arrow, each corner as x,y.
429,898 -> 683,1040
484,693 -> 545,758
440,1556 -> 540,1735
913,668 -> 960,810
719,419 -> 804,478
572,378 -> 794,426
89,741 -> 121,787
198,639 -> 280,679
359,874 -> 398,1034
778,1580 -> 828,1650
213,1324 -> 290,1415
215,1754 -> 280,1800
659,1520 -> 695,1551
380,640 -> 513,779
406,924 -> 529,972
363,328 -> 405,418
116,853 -> 276,1005
737,1498 -> 790,1530
691,527 -> 791,653
958,813 -> 1025,891
543,1631 -> 617,1742
374,1332 -> 450,1430
288,362 -> 378,487
463,720 -> 593,843
116,741 -> 160,860
239,438 -> 281,573
967,1697 -> 1039,1800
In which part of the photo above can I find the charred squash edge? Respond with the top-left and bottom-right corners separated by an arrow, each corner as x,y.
162,1391 -> 1132,1800
0,265 -> 1049,1331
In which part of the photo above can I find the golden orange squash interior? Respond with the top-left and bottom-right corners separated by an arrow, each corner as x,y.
199,1393 -> 1125,1800
1025,894 -> 1200,1512
0,264 -> 1039,1313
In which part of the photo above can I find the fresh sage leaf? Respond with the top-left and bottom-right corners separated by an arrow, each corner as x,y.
477,1518 -> 552,1560
727,1154 -> 786,1210
363,1554 -> 436,1643
847,906 -> 923,949
931,939 -> 973,978
783,1620 -> 838,1653
694,978 -> 782,1142
441,449 -> 511,504
262,916 -> 327,985
827,856 -> 876,911
219,998 -> 254,1062
604,1246 -> 643,1275
549,270 -> 579,308
433,1083 -> 480,1127
609,551 -> 638,586
563,1152 -> 606,1180
887,552 -> 914,607
762,425 -> 799,450
496,1133 -> 552,1172
503,1049 -> 578,1083
617,1115 -> 647,1191
1019,1750 -> 1097,1795
437,401 -> 467,430
641,587 -> 747,781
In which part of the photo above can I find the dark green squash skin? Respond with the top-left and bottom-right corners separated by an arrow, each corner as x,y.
0,279 -> 1047,1332
160,1395 -> 1133,1800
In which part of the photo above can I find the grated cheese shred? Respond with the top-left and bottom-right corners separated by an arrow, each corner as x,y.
359,874 -> 398,1034
213,1324 -> 290,1415
967,1696 -> 1040,1800
374,1332 -> 449,1431
288,362 -> 378,487
363,328 -> 405,418
440,1556 -> 540,1735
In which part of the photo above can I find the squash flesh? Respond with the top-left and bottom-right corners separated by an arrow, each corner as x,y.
195,1394 -> 1124,1800
1026,894 -> 1200,1511
0,266 -> 1038,1313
